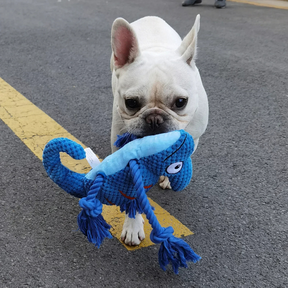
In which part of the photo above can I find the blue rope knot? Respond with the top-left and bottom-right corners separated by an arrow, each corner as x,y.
78,174 -> 104,218
77,173 -> 112,247
79,197 -> 102,218
150,226 -> 174,244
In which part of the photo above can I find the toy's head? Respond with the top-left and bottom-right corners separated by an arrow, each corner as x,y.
139,130 -> 194,191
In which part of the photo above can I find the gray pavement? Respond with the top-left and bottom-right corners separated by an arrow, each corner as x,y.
0,0 -> 288,287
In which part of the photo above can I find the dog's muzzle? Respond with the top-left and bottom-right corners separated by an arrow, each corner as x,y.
141,108 -> 173,135
145,114 -> 164,130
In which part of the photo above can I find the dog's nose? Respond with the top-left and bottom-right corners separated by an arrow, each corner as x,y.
145,114 -> 164,130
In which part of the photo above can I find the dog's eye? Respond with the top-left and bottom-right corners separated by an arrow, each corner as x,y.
166,162 -> 183,174
125,99 -> 140,109
175,98 -> 188,109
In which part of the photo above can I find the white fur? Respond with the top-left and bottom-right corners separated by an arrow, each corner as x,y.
158,175 -> 172,190
110,15 -> 209,245
120,212 -> 145,246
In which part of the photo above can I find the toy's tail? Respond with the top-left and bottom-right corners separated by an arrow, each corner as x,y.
42,138 -> 87,198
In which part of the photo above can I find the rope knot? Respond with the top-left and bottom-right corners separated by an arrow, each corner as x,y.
78,174 -> 104,218
79,198 -> 102,217
150,226 -> 174,244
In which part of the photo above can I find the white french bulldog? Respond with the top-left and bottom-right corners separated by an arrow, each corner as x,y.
110,15 -> 209,246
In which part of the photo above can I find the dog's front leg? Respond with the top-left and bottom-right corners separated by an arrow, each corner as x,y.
121,212 -> 145,246
158,176 -> 172,190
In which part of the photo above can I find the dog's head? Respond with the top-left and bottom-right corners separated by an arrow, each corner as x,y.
111,15 -> 201,137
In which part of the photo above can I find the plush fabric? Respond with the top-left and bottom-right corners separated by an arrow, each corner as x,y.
42,130 -> 201,274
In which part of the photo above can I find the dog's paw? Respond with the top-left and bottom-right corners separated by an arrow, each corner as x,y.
121,212 -> 145,246
158,176 -> 172,190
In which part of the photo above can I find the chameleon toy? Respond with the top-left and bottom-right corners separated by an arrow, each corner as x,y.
42,130 -> 201,274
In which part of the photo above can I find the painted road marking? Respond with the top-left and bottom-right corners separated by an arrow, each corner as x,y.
229,0 -> 288,10
0,78 -> 193,251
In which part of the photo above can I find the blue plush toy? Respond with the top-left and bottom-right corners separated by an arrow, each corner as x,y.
42,130 -> 201,274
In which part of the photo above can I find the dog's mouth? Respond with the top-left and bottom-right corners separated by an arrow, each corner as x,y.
139,123 -> 176,137
130,117 -> 177,137
119,107 -> 180,137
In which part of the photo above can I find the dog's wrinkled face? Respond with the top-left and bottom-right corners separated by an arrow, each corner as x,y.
114,53 -> 198,137
110,15 -> 205,146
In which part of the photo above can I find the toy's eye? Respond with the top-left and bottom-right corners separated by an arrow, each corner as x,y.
166,162 -> 183,174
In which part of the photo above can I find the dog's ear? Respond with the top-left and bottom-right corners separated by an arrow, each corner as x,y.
177,14 -> 200,65
111,18 -> 140,69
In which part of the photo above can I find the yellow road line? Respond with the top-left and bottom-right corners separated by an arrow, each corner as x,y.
0,77 -> 193,251
228,0 -> 288,9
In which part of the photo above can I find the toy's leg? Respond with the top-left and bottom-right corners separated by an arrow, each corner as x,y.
78,174 -> 112,248
121,212 -> 145,246
129,159 -> 201,274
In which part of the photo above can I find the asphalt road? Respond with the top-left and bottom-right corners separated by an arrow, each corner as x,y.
0,0 -> 287,287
